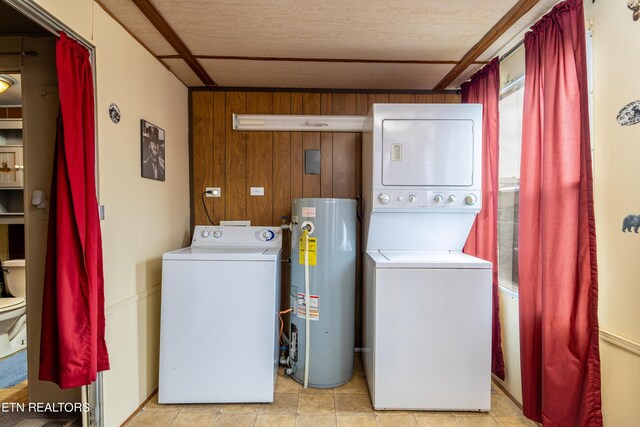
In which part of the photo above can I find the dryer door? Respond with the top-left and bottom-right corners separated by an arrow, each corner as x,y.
381,119 -> 474,187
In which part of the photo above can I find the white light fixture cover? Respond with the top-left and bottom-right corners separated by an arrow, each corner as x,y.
233,114 -> 366,132
0,75 -> 16,95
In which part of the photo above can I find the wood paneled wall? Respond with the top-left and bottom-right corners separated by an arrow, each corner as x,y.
190,90 -> 460,345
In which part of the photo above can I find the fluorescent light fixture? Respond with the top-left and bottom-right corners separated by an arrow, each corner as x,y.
0,75 -> 16,95
233,114 -> 366,132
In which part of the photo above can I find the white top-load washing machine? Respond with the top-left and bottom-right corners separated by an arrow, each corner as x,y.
159,225 -> 282,403
362,104 -> 492,411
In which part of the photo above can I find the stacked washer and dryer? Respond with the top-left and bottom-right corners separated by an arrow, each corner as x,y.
362,104 -> 492,411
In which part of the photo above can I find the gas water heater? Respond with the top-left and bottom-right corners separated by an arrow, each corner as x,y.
289,198 -> 356,388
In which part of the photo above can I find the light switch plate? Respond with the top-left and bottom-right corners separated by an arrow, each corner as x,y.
250,187 -> 265,196
206,187 -> 221,197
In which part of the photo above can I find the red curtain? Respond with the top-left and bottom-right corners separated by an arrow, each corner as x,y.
519,0 -> 602,424
461,57 -> 506,380
39,32 -> 110,389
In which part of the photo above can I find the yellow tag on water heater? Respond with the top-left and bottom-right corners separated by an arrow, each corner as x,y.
299,237 -> 317,266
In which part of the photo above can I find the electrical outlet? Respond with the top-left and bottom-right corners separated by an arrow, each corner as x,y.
205,187 -> 221,197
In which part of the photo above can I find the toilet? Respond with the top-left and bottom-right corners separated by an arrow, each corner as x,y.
0,259 -> 26,359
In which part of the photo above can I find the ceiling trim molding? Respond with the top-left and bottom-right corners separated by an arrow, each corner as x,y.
130,0 -> 215,86
190,87 -> 460,95
433,0 -> 541,90
158,55 -> 489,66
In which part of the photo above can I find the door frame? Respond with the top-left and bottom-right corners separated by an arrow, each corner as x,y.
2,1 -> 102,426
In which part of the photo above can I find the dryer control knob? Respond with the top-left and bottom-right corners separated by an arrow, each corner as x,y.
408,194 -> 417,203
447,195 -> 456,203
201,230 -> 211,238
397,196 -> 404,202
378,193 -> 390,205
433,194 -> 443,203
465,194 -> 477,205
213,230 -> 222,238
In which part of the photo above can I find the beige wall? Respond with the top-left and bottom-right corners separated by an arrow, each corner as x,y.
584,2 -> 640,426
29,1 -> 191,425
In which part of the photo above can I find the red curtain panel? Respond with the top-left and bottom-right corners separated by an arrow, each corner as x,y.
461,58 -> 506,381
39,32 -> 110,389
518,0 -> 602,424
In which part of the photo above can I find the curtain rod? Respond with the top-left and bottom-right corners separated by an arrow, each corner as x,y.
0,51 -> 39,57
499,9 -> 594,63
499,39 -> 525,63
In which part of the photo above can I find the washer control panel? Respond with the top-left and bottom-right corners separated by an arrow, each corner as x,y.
191,226 -> 282,247
373,190 -> 481,210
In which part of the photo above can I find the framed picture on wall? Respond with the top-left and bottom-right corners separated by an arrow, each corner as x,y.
140,119 -> 165,181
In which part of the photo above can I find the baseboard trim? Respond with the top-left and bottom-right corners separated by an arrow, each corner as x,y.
491,376 -> 523,409
119,388 -> 157,427
600,329 -> 640,356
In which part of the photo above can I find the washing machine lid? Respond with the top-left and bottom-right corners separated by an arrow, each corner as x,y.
0,297 -> 25,310
369,250 -> 492,269
163,246 -> 281,261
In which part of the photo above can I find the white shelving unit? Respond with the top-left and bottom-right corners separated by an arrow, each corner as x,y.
0,118 -> 24,224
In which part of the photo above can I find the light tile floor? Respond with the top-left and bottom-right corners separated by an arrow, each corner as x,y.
126,357 -> 538,427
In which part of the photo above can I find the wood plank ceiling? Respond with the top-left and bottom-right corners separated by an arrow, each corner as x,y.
97,0 -> 560,90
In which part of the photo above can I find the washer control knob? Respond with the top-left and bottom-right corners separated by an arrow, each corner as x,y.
262,230 -> 275,241
201,230 -> 211,238
447,195 -> 456,203
433,194 -> 443,203
213,230 -> 222,238
397,196 -> 404,202
465,194 -> 477,205
378,193 -> 390,205
408,194 -> 417,203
